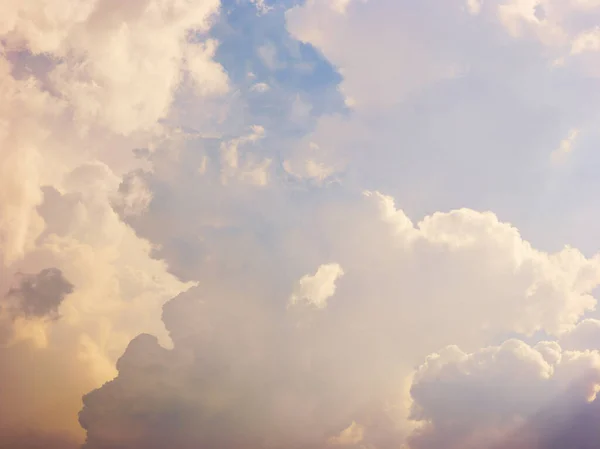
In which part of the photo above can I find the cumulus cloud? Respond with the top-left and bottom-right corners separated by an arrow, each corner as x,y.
285,0 -> 600,253
4,0 -> 600,448
78,189 -> 600,448
408,339 -> 600,449
0,0 -> 227,445
75,0 -> 600,447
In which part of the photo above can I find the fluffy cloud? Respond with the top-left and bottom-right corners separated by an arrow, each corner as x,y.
0,0 -> 228,260
285,0 -> 600,253
79,188 -> 600,448
4,0 -> 600,448
2,0 -> 222,134
0,162 -> 193,444
76,1 -> 600,447
0,0 -> 227,445
289,262 -> 345,309
408,339 -> 600,449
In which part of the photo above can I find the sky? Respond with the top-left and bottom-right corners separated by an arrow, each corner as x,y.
1,0 -> 600,448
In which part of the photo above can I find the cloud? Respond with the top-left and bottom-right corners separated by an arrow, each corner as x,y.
78,187 -> 600,448
219,125 -> 272,186
4,268 -> 74,320
0,162 -> 194,443
0,0 -> 227,444
289,262 -> 345,309
4,0 -> 600,448
327,421 -> 365,446
284,0 -> 600,257
560,319 -> 600,351
408,339 -> 600,449
76,1 -> 600,447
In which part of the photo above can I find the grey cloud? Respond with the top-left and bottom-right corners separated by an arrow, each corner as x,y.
4,268 -> 74,320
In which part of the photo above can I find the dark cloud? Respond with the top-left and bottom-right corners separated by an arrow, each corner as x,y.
5,268 -> 74,320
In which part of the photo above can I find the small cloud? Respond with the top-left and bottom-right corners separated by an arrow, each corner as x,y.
250,82 -> 270,93
289,263 -> 345,309
550,128 -> 579,164
250,0 -> 273,15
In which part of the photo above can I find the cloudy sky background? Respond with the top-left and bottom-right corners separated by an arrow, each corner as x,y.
2,0 -> 600,448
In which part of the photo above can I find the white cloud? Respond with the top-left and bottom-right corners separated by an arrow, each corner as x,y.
251,82 -> 271,92
185,39 -> 230,97
290,263 -> 345,309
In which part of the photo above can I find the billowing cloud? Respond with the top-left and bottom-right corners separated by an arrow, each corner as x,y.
3,0 -> 600,448
408,339 -> 600,449
285,0 -> 600,253
79,189 -> 600,448
0,0 -> 227,445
